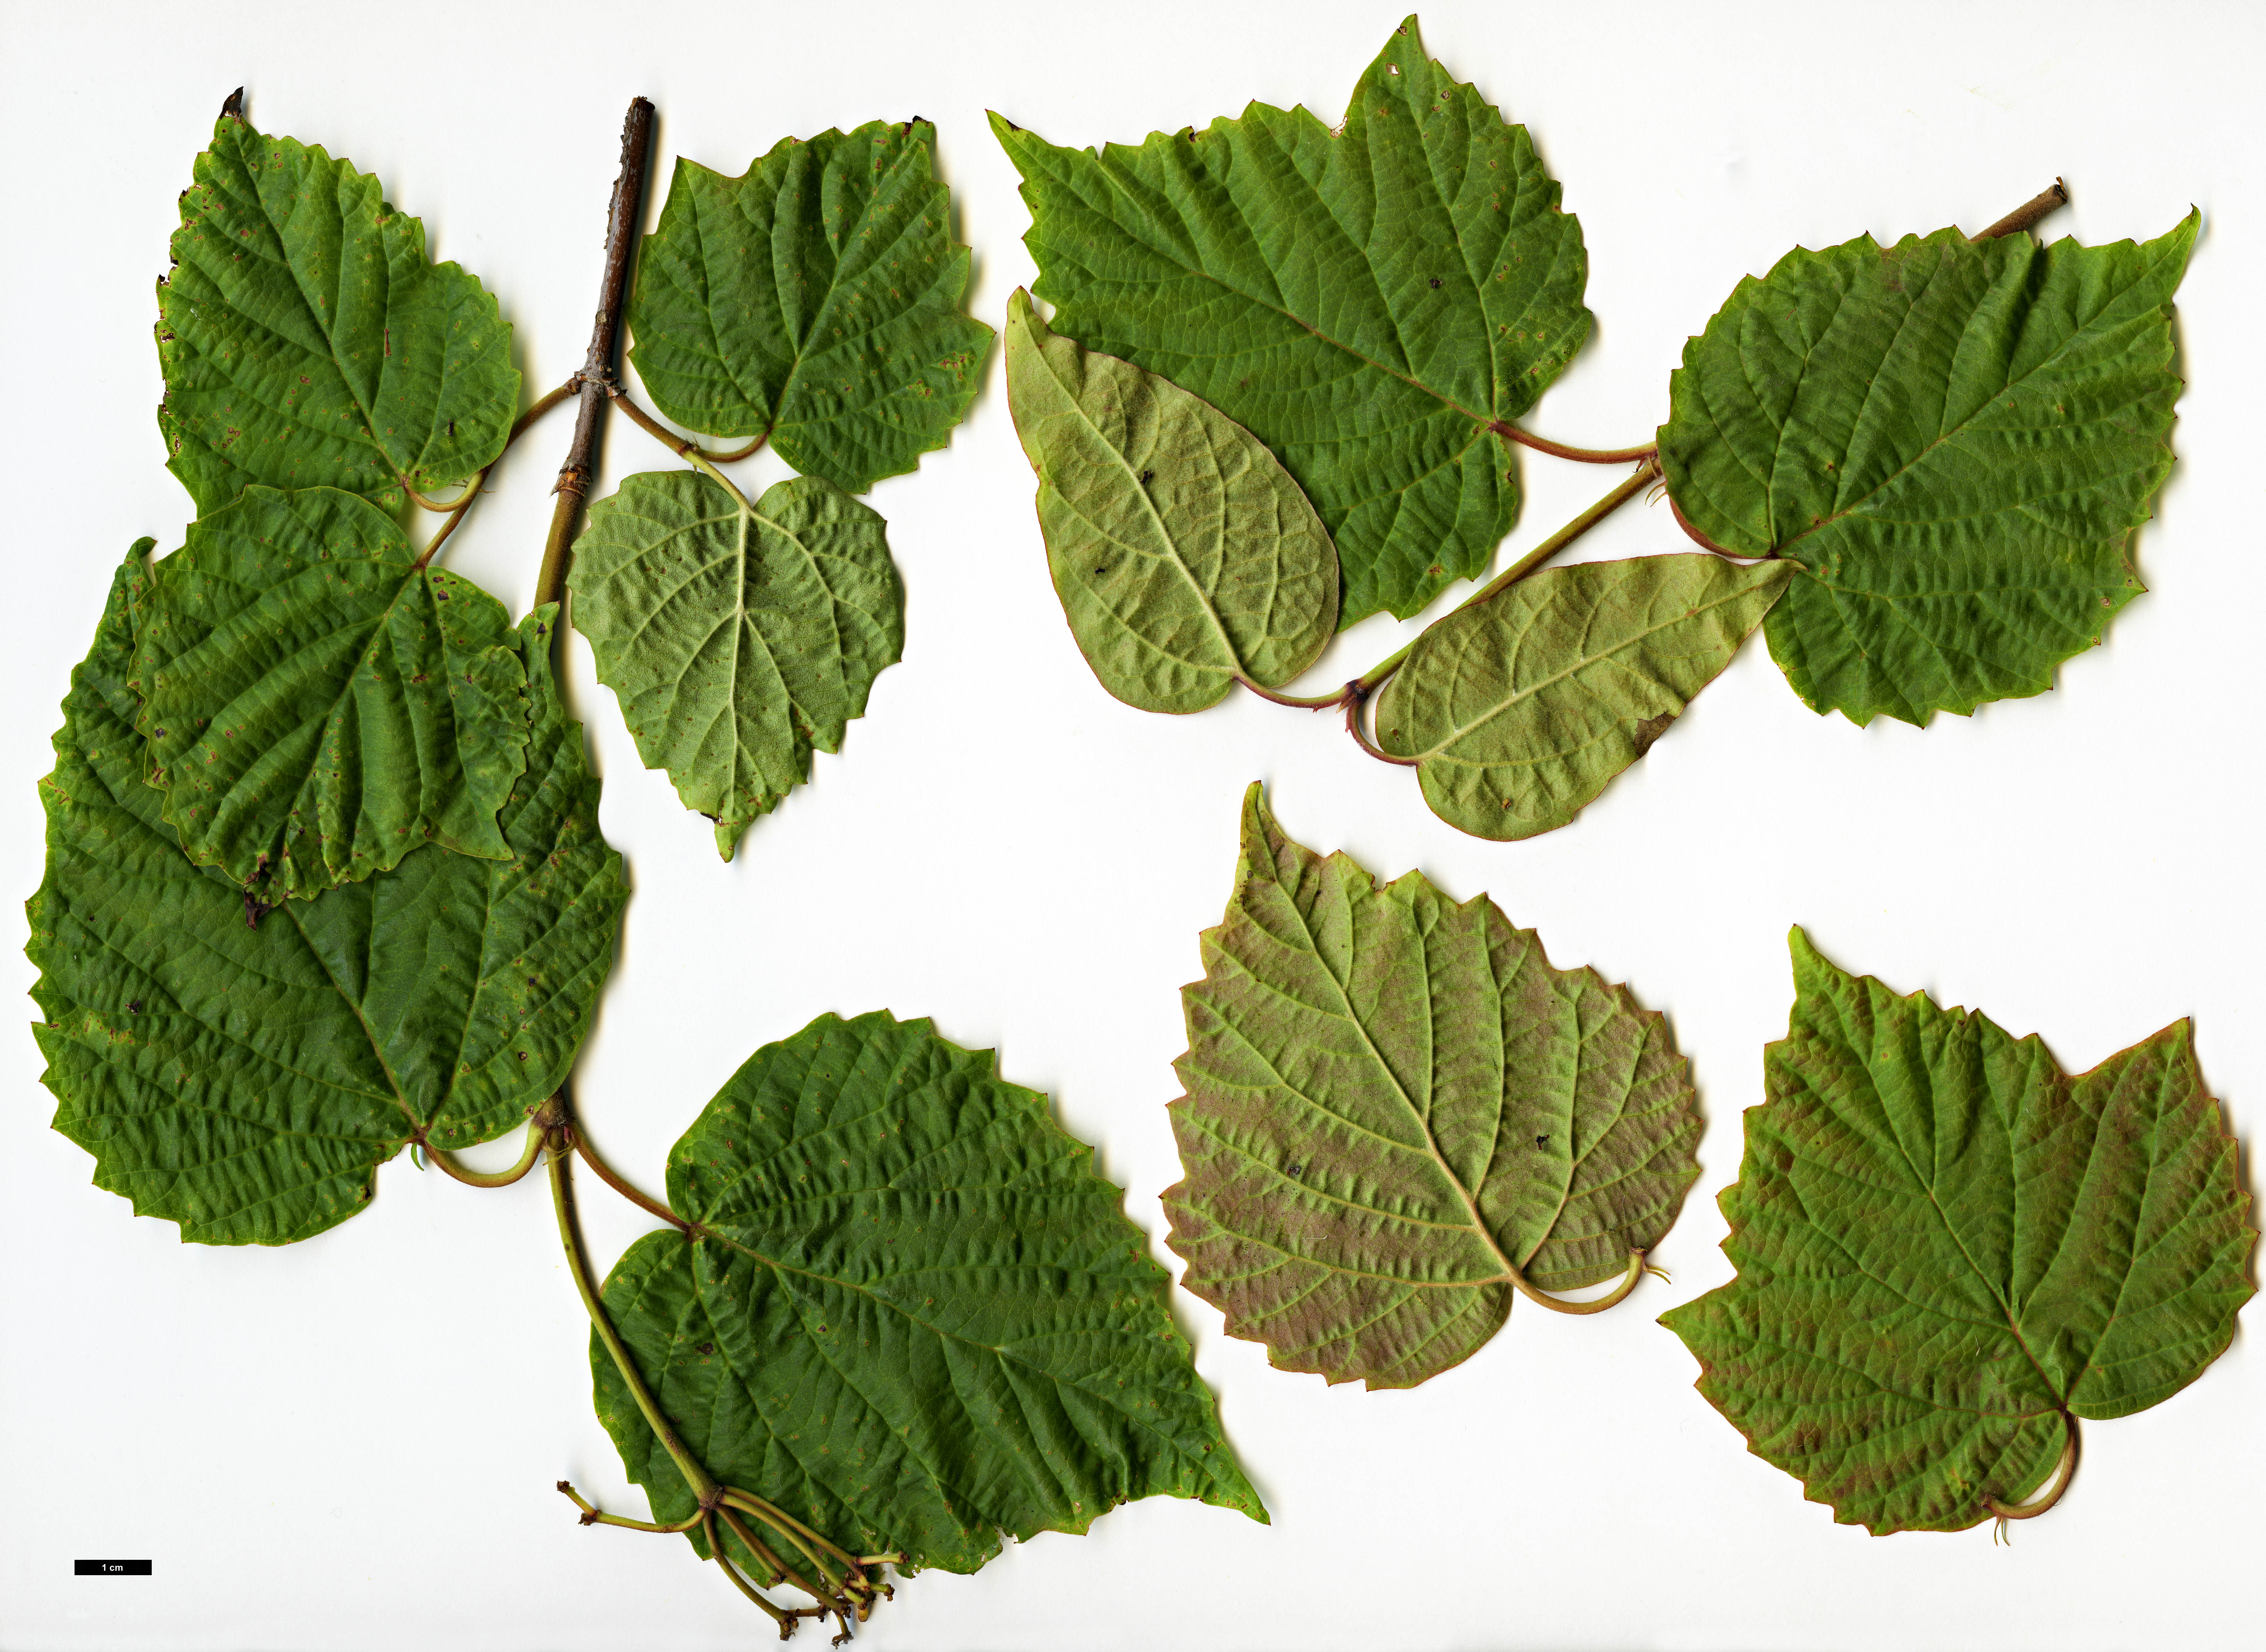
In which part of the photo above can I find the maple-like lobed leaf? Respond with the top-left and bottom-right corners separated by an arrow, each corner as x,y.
626,121 -> 992,495
1163,785 -> 1700,1389
132,486 -> 530,903
993,15 -> 1592,628
1375,553 -> 1791,839
569,469 -> 902,859
1661,929 -> 2255,1534
1659,215 -> 2197,726
28,557 -> 629,1245
591,1010 -> 1266,1576
156,112 -> 518,516
1004,289 -> 1338,713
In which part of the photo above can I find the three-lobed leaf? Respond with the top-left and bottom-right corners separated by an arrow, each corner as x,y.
994,15 -> 1591,628
156,112 -> 518,516
627,121 -> 992,495
1004,288 -> 1338,713
133,486 -> 530,903
1375,554 -> 1791,839
1164,785 -> 1700,1389
570,469 -> 902,859
591,1010 -> 1266,1574
29,557 -> 628,1245
1662,929 -> 2254,1533
1659,216 -> 2196,726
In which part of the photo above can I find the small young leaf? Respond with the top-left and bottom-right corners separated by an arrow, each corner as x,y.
1374,554 -> 1791,839
1164,785 -> 1699,1389
591,1010 -> 1266,1574
993,15 -> 1591,628
1659,215 -> 2196,726
1661,929 -> 2254,1534
133,486 -> 530,903
1004,289 -> 1338,713
29,558 -> 628,1245
156,111 -> 519,516
570,469 -> 902,859
626,121 -> 992,494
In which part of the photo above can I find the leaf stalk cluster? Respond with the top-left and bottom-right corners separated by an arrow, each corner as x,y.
544,1098 -> 889,1640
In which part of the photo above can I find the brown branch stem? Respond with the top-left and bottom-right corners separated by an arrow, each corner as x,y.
534,96 -> 657,616
1977,179 -> 2069,242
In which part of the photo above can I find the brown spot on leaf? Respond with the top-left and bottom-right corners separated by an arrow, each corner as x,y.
1632,712 -> 1676,757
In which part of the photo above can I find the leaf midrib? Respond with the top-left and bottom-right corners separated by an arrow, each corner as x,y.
1034,339 -> 1245,677
1765,237 -> 2177,564
1811,1008 -> 2072,1416
1045,137 -> 1504,434
697,1219 -> 1222,1495
1398,577 -> 1774,760
1269,877 -> 1522,1285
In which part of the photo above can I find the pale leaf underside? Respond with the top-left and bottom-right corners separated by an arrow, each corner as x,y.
1004,289 -> 1338,713
570,469 -> 902,859
30,561 -> 628,1245
1660,216 -> 2196,726
156,112 -> 518,516
627,121 -> 992,495
1164,785 -> 1700,1389
1375,553 -> 1791,840
994,15 -> 1592,627
592,1010 -> 1266,1575
1662,929 -> 2253,1533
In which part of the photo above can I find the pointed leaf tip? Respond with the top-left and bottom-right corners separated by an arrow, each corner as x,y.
592,1012 -> 1267,1574
157,114 -> 516,514
994,22 -> 1590,626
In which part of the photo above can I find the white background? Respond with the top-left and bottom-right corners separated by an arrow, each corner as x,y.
3,2 -> 2260,1647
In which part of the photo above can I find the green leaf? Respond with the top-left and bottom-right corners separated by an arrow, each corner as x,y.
1375,554 -> 1791,839
28,556 -> 629,1245
626,121 -> 992,494
1004,289 -> 1339,713
133,486 -> 530,904
1163,785 -> 1700,1389
591,1010 -> 1266,1575
1658,215 -> 2196,726
570,469 -> 902,860
1661,929 -> 2254,1535
992,15 -> 1591,628
156,111 -> 519,516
